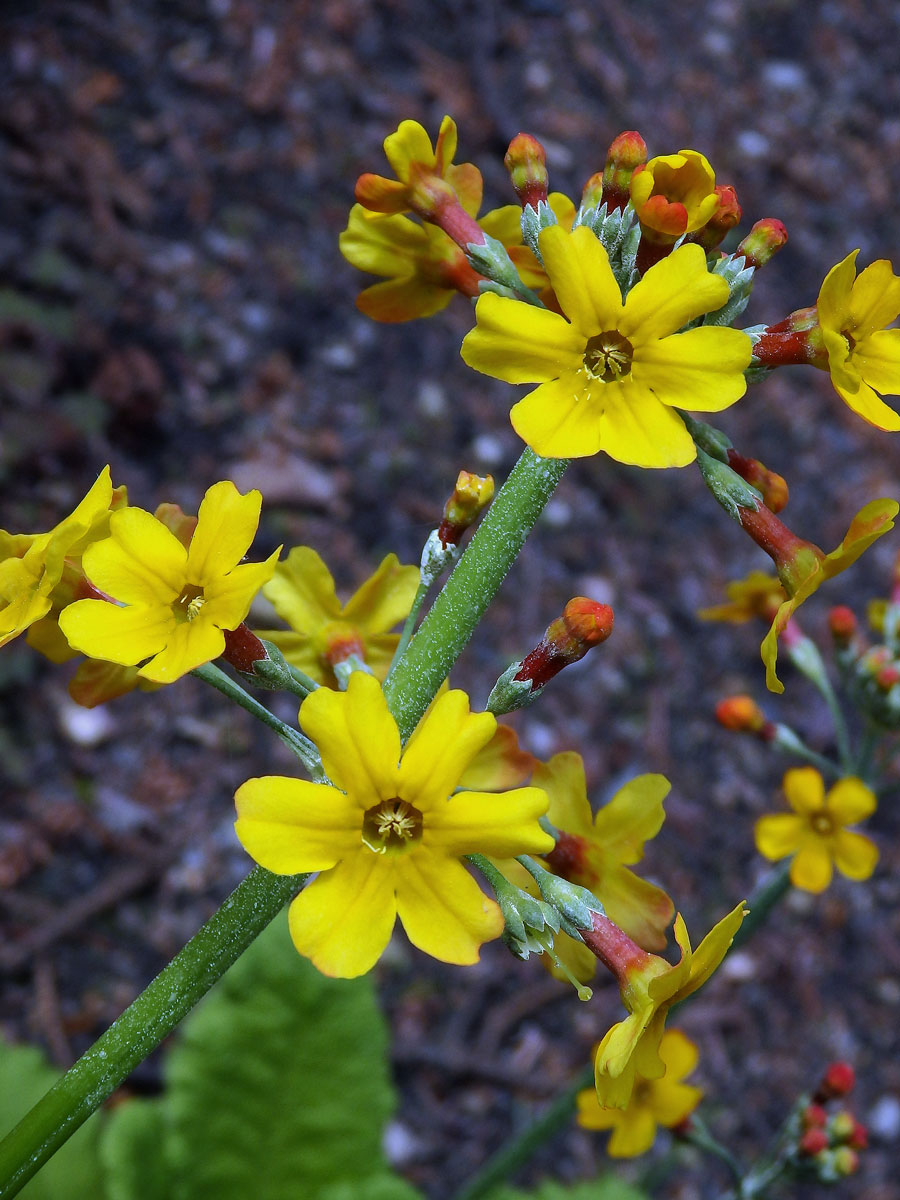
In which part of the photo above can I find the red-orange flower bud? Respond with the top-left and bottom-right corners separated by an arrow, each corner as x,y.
690,185 -> 742,252
437,471 -> 494,548
828,606 -> 857,643
726,449 -> 789,513
504,133 -> 549,209
601,130 -> 648,211
799,1128 -> 829,1157
514,598 -> 614,689
802,1104 -> 828,1130
715,694 -> 768,735
580,171 -> 605,211
817,1061 -> 856,1101
737,218 -> 788,269
848,1120 -> 868,1150
222,624 -> 270,673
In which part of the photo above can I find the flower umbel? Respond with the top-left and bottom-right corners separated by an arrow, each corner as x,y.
460,225 -> 752,466
256,546 -> 419,686
577,1030 -> 703,1157
755,768 -> 878,893
59,481 -> 278,683
234,673 -> 553,977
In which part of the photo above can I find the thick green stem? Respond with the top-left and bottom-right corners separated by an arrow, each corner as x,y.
0,867 -> 308,1198
383,448 -> 568,739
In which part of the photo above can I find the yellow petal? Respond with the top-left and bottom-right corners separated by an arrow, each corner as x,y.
537,224 -> 624,333
339,206 -> 428,276
459,724 -> 536,791
477,203 -> 523,245
599,867 -> 674,953
606,1109 -> 657,1158
849,258 -> 900,338
288,855 -> 397,978
234,776 -> 361,872
783,766 -> 826,814
84,508 -> 186,606
446,161 -> 482,215
362,633 -> 401,682
533,751 -> 593,835
594,1017 -> 648,1109
60,599 -> 173,666
356,276 -> 455,323
264,546 -> 341,633
138,616 -> 225,682
187,481 -> 262,583
383,120 -> 435,178
816,250 -> 858,332
831,829 -> 879,880
399,689 -> 496,810
621,244 -> 729,340
593,773 -> 671,864
656,1029 -> 699,1084
575,1087 -> 619,1131
677,901 -> 746,1002
300,671 -> 400,801
201,551 -> 280,630
253,629 -> 323,682
461,293 -> 584,383
822,327 -> 859,392
833,375 -> 900,431
633,327 -> 751,411
790,840 -> 833,893
855,329 -> 900,396
425,787 -> 552,857
826,777 -> 877,825
754,813 -> 804,860
394,850 -> 503,964
342,553 -> 420,634
433,114 -> 458,173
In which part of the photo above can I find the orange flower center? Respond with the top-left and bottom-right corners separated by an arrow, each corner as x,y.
173,584 -> 206,623
810,812 -> 835,837
362,798 -> 423,855
582,331 -> 634,382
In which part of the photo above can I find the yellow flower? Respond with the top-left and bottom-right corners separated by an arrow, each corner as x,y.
234,673 -> 553,978
460,225 -> 752,466
590,902 -> 746,1108
629,149 -> 719,240
759,499 -> 898,693
354,115 -> 482,218
577,1030 -> 703,1157
755,768 -> 878,893
816,250 -> 900,431
255,546 -> 419,686
697,570 -> 786,624
59,481 -> 278,683
0,467 -> 118,650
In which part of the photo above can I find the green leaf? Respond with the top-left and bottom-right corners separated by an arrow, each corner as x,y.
99,1099 -> 172,1200
0,1039 -> 103,1199
164,911 -> 397,1200
488,1179 -> 649,1200
320,1173 -> 425,1200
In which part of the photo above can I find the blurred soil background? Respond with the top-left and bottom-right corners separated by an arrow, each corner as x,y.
2,1 -> 900,1196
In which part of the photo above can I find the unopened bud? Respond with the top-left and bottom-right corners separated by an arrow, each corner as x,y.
222,624 -> 271,675
690,185 -> 742,252
737,218 -> 788,268
601,130 -> 647,211
715,694 -> 768,734
437,471 -> 494,548
828,606 -> 857,644
580,171 -> 605,212
848,1120 -> 868,1150
802,1104 -> 828,1130
726,449 -> 789,513
816,1061 -> 855,1101
516,598 -> 614,688
799,1128 -> 829,1157
504,133 -> 549,209
829,1111 -> 856,1143
831,1146 -> 859,1176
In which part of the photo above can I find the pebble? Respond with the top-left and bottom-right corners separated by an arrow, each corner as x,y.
57,698 -> 116,747
868,1095 -> 900,1141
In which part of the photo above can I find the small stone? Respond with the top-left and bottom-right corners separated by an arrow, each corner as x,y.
57,699 -> 116,747
868,1095 -> 900,1141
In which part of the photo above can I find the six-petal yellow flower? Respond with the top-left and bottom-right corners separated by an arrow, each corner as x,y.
59,481 -> 278,683
578,1029 -> 703,1157
755,768 -> 878,893
460,225 -> 752,466
234,672 -> 553,978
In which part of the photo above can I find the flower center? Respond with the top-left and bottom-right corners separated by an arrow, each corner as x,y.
362,798 -> 423,855
173,584 -> 206,623
582,331 -> 634,382
811,812 -> 835,837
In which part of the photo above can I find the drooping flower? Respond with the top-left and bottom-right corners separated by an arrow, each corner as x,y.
59,481 -> 278,683
460,225 -> 752,466
255,546 -> 419,686
577,1030 -> 703,1157
234,673 -> 553,978
816,250 -> 900,431
755,768 -> 878,893
584,902 -> 746,1108
0,467 -> 120,650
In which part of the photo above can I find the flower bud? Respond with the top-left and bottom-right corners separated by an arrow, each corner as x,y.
437,471 -> 495,548
726,449 -> 789,513
848,1120 -> 868,1150
515,598 -> 615,689
601,130 -> 647,211
715,694 -> 769,735
830,1146 -> 859,1176
737,218 -> 788,269
816,1061 -> 856,1101
504,133 -> 549,209
828,606 -> 857,644
222,624 -> 271,674
802,1104 -> 828,1130
579,171 -> 605,212
689,185 -> 742,252
799,1128 -> 829,1157
829,1111 -> 856,1143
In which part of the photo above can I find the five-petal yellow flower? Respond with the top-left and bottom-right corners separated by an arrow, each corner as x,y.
755,768 -> 878,893
578,1030 -> 703,1157
817,250 -> 900,431
234,673 -> 553,978
256,546 -> 419,686
59,481 -> 278,683
460,225 -> 752,466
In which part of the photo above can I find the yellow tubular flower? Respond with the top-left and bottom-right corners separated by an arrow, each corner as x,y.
697,570 -> 786,624
234,673 -> 553,978
578,1030 -> 703,1157
629,150 -> 719,241
755,768 -> 878,893
817,250 -> 900,431
354,116 -> 482,218
590,902 -> 746,1108
59,481 -> 278,683
0,467 -> 117,649
460,225 -> 752,466
256,546 -> 419,687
